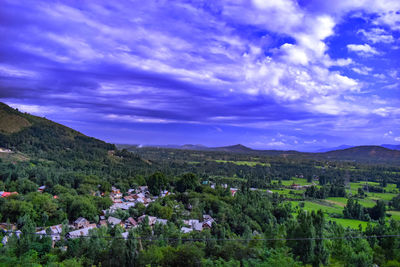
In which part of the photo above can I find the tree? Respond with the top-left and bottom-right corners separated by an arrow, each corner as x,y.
126,229 -> 139,266
176,173 -> 199,193
146,172 -> 168,195
368,200 -> 386,221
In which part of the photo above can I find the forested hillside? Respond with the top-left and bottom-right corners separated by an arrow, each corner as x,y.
1,102 -> 400,266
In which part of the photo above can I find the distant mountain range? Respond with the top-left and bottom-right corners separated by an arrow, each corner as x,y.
1,101 -> 399,165
314,145 -> 354,153
381,144 -> 400,150
120,142 -> 400,163
119,143 -> 400,153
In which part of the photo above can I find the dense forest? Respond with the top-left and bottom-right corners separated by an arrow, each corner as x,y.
1,103 -> 400,266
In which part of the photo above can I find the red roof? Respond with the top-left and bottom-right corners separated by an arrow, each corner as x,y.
1,192 -> 18,197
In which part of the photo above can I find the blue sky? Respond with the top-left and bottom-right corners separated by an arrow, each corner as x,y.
0,0 -> 399,151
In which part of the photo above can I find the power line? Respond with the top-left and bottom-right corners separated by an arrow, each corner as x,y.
3,230 -> 400,242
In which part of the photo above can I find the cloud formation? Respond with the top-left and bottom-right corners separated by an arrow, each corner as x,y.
0,0 -> 400,150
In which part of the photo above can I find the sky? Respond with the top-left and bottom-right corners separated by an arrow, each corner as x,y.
0,0 -> 400,151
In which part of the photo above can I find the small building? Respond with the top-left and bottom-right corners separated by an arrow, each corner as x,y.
193,221 -> 203,231
0,148 -> 12,153
138,186 -> 148,193
2,230 -> 21,245
36,224 -> 63,245
121,232 -> 129,240
107,216 -> 123,227
109,202 -> 136,213
203,214 -> 214,223
98,220 -> 107,227
1,192 -> 18,198
111,187 -> 123,199
74,217 -> 90,229
67,225 -> 96,239
138,215 -> 157,226
160,190 -> 170,197
230,188 -> 238,197
124,195 -> 135,202
126,217 -> 138,228
181,227 -> 193,234
203,220 -> 213,229
38,185 -> 46,192
155,219 -> 168,225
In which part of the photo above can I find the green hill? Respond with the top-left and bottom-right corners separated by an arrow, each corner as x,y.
0,102 -> 32,134
319,146 -> 400,163
0,102 -> 115,161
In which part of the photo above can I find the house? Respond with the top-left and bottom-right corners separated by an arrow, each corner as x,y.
138,215 -> 157,226
0,223 -> 16,231
138,186 -> 148,193
230,188 -> 238,196
203,214 -> 214,223
193,221 -> 203,231
126,217 -> 138,228
184,219 -> 200,227
124,195 -> 135,202
1,192 -> 18,198
181,227 -> 193,234
2,230 -> 21,245
107,216 -> 123,227
98,220 -> 107,227
109,202 -> 136,213
38,185 -> 46,193
111,187 -> 122,199
160,190 -> 170,197
0,148 -> 12,153
74,217 -> 90,229
36,224 -> 63,243
121,232 -> 129,240
203,220 -> 213,229
155,219 -> 168,225
67,225 -> 96,239
184,219 -> 203,231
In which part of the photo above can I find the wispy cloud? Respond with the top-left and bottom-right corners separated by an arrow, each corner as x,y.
0,0 -> 399,149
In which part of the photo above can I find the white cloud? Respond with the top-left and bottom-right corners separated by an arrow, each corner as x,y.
0,64 -> 37,78
352,66 -> 373,75
347,44 -> 379,56
373,73 -> 386,79
6,103 -> 55,117
358,28 -> 394,43
384,130 -> 393,137
304,139 -> 317,144
395,137 -> 400,142
332,58 -> 353,67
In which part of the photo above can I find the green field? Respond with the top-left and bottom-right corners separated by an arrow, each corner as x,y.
268,178 -> 400,229
214,160 -> 269,166
291,200 -> 343,215
387,210 -> 400,220
271,189 -> 304,199
328,217 -> 369,229
290,200 -> 371,229
272,177 -> 312,186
